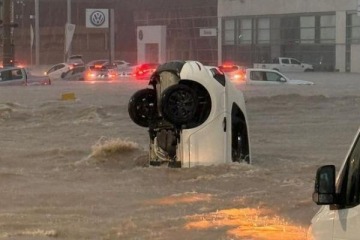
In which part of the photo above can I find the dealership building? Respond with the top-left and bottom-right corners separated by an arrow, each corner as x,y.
2,0 -> 360,72
218,0 -> 360,72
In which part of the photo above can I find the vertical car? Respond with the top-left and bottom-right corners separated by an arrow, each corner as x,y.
309,127 -> 360,240
128,60 -> 251,168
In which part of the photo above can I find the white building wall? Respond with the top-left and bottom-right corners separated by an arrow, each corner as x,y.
218,0 -> 360,72
351,45 -> 360,72
218,0 -> 357,17
137,26 -> 167,64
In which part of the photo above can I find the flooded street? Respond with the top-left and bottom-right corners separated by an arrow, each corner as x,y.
1,72 -> 360,239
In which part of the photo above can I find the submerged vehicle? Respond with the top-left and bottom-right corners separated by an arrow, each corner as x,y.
128,60 -> 251,168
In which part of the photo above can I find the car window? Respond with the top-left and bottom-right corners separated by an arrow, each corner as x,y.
48,64 -> 65,74
0,70 -> 11,81
250,71 -> 265,81
265,72 -> 282,82
282,59 -> 290,64
291,59 -> 301,65
11,69 -> 23,79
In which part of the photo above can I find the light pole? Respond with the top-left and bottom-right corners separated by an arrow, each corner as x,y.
66,0 -> 71,59
34,0 -> 39,65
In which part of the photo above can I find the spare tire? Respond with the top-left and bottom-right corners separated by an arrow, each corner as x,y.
161,84 -> 198,126
128,88 -> 157,127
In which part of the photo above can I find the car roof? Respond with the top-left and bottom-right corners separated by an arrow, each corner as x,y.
0,66 -> 22,71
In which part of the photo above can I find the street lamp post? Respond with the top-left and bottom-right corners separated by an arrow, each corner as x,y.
34,0 -> 39,66
66,0 -> 71,60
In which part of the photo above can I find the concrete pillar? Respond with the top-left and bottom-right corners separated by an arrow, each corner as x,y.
335,11 -> 346,72
270,18 -> 281,59
218,17 -> 222,65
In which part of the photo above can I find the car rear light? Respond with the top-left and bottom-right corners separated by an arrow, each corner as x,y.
85,71 -> 96,79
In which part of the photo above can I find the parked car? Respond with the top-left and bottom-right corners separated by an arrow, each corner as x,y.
132,63 -> 159,80
309,126 -> 360,240
128,60 -> 250,168
46,63 -> 74,81
60,65 -> 86,81
0,67 -> 51,86
242,68 -> 314,85
83,64 -> 117,81
114,60 -> 131,70
67,55 -> 84,66
218,63 -> 246,81
86,59 -> 132,75
253,57 -> 314,72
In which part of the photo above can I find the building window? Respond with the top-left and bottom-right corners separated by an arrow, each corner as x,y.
257,18 -> 270,44
281,17 -> 300,44
320,15 -> 335,43
224,19 -> 235,45
300,16 -> 315,44
349,14 -> 360,44
239,19 -> 252,44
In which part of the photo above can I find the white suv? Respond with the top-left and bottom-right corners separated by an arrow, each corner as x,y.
128,60 -> 251,168
310,127 -> 360,239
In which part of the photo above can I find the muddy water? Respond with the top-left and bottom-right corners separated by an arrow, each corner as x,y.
0,74 -> 359,239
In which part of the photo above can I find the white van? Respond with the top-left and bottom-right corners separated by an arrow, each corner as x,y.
309,127 -> 360,239
128,60 -> 251,168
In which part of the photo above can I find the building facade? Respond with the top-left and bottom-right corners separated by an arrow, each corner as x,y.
2,0 -> 360,72
3,0 -> 217,66
218,0 -> 360,72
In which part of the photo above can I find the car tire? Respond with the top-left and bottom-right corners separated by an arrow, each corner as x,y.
128,88 -> 157,128
161,84 -> 199,126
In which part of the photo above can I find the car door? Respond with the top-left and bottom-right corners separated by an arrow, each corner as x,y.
264,71 -> 286,84
333,135 -> 360,240
279,58 -> 291,72
48,63 -> 67,80
249,70 -> 281,85
0,69 -> 25,86
290,58 -> 303,72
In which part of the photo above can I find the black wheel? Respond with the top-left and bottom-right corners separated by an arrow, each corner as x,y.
161,84 -> 198,126
128,88 -> 157,127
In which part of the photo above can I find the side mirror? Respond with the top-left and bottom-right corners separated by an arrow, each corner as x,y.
279,77 -> 286,82
312,165 -> 336,205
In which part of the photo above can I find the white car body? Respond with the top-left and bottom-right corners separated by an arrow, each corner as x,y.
309,127 -> 360,240
128,60 -> 251,167
254,57 -> 314,72
46,63 -> 73,81
243,68 -> 314,85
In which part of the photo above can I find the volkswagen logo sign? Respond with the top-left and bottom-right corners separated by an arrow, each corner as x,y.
90,11 -> 105,26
